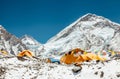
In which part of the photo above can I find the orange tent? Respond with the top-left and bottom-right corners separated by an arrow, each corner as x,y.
17,50 -> 34,58
60,48 -> 106,64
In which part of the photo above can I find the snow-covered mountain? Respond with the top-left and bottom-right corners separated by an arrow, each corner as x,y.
0,25 -> 26,55
0,25 -> 43,56
20,35 -> 43,56
44,13 -> 120,56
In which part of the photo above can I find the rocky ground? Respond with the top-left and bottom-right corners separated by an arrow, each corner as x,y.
0,56 -> 120,79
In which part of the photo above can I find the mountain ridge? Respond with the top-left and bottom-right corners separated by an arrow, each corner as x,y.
0,25 -> 27,55
1,13 -> 120,57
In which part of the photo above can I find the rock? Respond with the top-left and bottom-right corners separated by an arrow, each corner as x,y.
116,74 -> 120,77
98,67 -> 101,69
94,71 -> 98,75
72,66 -> 82,73
100,71 -> 104,78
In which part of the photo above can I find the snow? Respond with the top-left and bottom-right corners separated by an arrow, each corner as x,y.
90,27 -> 114,40
109,33 -> 120,51
21,36 -> 36,45
4,41 -> 11,54
0,57 -> 120,79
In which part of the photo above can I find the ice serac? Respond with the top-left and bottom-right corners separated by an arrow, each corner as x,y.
20,35 -> 43,56
0,25 -> 26,55
44,13 -> 120,56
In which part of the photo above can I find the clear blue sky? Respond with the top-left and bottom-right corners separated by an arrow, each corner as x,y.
0,0 -> 120,43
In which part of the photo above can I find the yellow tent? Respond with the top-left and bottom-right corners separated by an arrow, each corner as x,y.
0,50 -> 8,55
17,50 -> 34,58
85,53 -> 106,61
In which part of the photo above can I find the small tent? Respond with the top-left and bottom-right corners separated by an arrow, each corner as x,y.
17,50 -> 34,58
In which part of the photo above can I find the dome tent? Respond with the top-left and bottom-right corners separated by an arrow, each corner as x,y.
17,50 -> 34,58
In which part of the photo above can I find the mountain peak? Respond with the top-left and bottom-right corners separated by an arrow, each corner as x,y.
21,34 -> 36,43
21,34 -> 32,39
0,25 -> 6,30
21,34 -> 41,45
80,13 -> 104,21
82,13 -> 96,17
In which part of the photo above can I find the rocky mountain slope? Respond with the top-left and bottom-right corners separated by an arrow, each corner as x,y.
0,25 -> 26,55
44,13 -> 120,57
0,25 -> 43,56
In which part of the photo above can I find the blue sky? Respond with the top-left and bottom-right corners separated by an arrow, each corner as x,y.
0,0 -> 120,43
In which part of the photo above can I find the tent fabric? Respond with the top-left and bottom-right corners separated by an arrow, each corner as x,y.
60,52 -> 77,64
75,56 -> 84,64
17,50 -> 34,58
